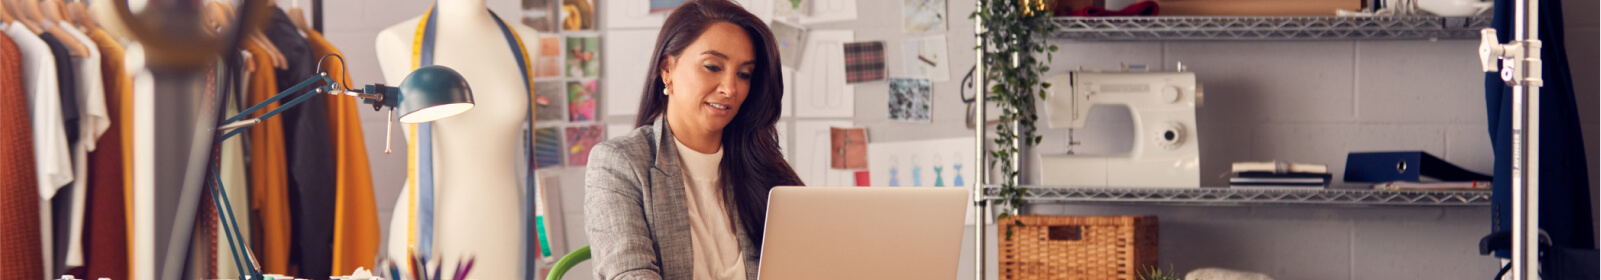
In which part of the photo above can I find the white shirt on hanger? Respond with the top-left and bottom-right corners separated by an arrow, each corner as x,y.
57,21 -> 105,269
4,22 -> 74,199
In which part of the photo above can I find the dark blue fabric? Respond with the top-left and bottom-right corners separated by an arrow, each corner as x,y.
1486,0 -> 1597,258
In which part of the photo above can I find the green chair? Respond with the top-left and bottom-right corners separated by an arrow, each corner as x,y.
545,246 -> 592,280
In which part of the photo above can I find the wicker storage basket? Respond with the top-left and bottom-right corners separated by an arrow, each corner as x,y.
999,215 -> 1158,280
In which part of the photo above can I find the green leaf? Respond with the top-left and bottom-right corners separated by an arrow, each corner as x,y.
1049,45 -> 1059,52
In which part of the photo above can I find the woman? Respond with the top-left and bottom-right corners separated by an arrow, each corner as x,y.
583,0 -> 803,279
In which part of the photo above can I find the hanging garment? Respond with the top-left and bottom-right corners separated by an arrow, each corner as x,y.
0,23 -> 45,280
244,39 -> 293,275
1484,0 -> 1597,256
408,5 -> 537,266
80,28 -> 129,280
262,7 -> 337,278
87,29 -> 138,278
216,49 -> 254,280
41,33 -> 80,156
5,23 -> 73,200
303,27 -> 380,275
59,22 -> 107,270
39,32 -> 77,277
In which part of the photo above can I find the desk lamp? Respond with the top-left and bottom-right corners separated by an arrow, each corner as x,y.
209,54 -> 474,279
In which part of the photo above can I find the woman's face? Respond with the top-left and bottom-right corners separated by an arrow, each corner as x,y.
661,21 -> 755,137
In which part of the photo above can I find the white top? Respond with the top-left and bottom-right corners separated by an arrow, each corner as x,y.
674,138 -> 747,280
5,22 -> 74,197
58,21 -> 105,268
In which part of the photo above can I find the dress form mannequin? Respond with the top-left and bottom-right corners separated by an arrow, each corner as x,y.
374,1 -> 538,278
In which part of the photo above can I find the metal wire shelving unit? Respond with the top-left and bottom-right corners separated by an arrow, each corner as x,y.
981,186 -> 1491,207
1051,16 -> 1492,40
969,11 -> 1537,279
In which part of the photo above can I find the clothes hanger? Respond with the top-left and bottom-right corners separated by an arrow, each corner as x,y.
213,0 -> 284,69
66,0 -> 92,32
202,0 -> 226,36
45,0 -> 88,56
224,0 -> 285,69
11,0 -> 45,34
0,0 -> 13,24
38,0 -> 89,57
286,0 -> 310,33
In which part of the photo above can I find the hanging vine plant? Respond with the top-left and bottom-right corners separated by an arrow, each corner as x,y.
971,0 -> 1057,235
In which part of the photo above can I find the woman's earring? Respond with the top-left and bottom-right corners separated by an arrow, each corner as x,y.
663,87 -> 672,95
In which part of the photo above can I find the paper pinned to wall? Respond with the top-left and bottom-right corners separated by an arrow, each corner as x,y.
797,0 -> 858,24
794,120 -> 858,186
604,29 -> 659,117
771,21 -> 807,69
902,0 -> 947,32
901,35 -> 951,82
794,30 -> 854,118
867,137 -> 977,224
607,0 -> 772,28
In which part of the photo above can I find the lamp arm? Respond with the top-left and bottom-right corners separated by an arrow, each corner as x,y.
217,73 -> 339,139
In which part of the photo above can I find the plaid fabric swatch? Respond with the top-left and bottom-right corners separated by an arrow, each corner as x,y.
843,41 -> 886,83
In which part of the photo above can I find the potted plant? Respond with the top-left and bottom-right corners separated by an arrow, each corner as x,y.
972,0 -> 1058,237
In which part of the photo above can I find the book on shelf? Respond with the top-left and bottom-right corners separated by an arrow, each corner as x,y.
1228,184 -> 1328,190
1232,161 -> 1328,174
1229,171 -> 1331,187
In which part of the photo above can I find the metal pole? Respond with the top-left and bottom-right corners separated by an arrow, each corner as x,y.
972,0 -> 988,278
313,0 -> 324,33
1510,0 -> 1542,277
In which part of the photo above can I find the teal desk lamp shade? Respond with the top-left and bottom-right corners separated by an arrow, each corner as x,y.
395,65 -> 475,123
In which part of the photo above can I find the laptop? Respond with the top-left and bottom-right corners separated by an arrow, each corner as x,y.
756,187 -> 969,280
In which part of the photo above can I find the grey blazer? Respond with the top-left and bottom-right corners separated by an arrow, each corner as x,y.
584,118 -> 761,280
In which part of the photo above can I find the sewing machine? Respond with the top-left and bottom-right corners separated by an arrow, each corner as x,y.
1037,70 -> 1202,188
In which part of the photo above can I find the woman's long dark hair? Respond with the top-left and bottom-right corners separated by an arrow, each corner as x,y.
634,0 -> 803,248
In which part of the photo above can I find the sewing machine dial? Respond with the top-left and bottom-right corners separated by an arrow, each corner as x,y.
1156,121 -> 1187,150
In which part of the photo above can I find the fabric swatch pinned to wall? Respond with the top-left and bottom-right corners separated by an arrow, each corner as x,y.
843,41 -> 885,83
888,78 -> 932,122
830,127 -> 868,170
